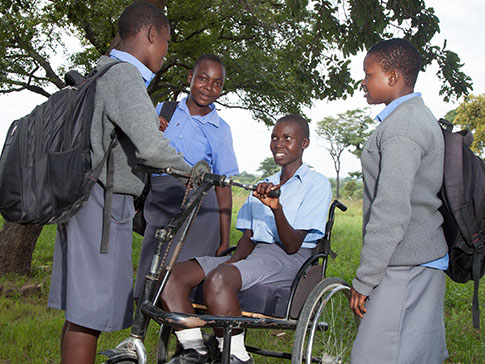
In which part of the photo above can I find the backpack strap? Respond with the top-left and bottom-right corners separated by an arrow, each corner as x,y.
160,101 -> 179,124
132,100 -> 180,236
99,129 -> 120,254
84,60 -> 125,254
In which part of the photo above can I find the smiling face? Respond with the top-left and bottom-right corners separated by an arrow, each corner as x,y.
270,120 -> 309,169
361,53 -> 395,106
186,59 -> 225,115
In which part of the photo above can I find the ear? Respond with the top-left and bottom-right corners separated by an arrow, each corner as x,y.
187,70 -> 194,84
146,25 -> 156,44
387,69 -> 399,86
302,138 -> 310,150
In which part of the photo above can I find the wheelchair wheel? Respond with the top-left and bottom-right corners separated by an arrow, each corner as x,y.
292,277 -> 359,364
157,324 -> 172,364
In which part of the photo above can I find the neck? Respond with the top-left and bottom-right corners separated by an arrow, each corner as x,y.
186,97 -> 212,116
280,161 -> 303,185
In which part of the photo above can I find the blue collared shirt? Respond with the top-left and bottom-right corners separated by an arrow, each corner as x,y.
376,92 -> 449,271
236,164 -> 332,249
156,97 -> 239,175
375,92 -> 422,122
109,49 -> 155,87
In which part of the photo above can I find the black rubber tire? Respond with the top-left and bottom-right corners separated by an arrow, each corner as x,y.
99,347 -> 138,363
157,324 -> 173,364
291,277 -> 359,364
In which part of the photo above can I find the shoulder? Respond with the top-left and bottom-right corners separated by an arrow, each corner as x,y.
96,56 -> 144,84
213,113 -> 234,136
379,97 -> 441,149
301,166 -> 330,186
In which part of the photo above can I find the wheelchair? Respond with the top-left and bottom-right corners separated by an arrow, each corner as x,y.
101,162 -> 359,364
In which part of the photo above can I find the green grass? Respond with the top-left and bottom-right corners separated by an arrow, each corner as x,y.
0,198 -> 483,363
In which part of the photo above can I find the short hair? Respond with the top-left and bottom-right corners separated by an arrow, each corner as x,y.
118,2 -> 169,40
367,38 -> 422,87
276,114 -> 310,139
193,54 -> 226,74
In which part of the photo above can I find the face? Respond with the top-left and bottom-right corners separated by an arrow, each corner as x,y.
187,59 -> 225,108
270,120 -> 309,168
146,25 -> 170,73
361,53 -> 394,105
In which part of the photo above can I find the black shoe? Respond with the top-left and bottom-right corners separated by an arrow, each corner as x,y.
165,348 -> 210,364
211,354 -> 254,364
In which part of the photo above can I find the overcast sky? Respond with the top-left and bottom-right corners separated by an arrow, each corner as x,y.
0,0 -> 483,177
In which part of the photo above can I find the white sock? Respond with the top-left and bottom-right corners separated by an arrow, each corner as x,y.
175,328 -> 208,355
216,333 -> 251,361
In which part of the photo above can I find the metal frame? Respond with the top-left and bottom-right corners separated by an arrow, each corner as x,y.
101,165 -> 347,364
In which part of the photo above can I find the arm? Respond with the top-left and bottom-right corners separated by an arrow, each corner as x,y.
226,229 -> 255,263
101,63 -> 191,174
353,136 -> 423,296
254,182 -> 308,254
215,185 -> 232,256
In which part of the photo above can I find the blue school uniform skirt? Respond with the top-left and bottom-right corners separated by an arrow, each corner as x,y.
134,175 -> 220,298
351,265 -> 448,364
48,183 -> 135,332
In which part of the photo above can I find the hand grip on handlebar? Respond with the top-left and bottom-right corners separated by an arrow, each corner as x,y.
266,188 -> 281,198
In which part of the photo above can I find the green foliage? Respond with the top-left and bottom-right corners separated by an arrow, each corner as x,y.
341,179 -> 363,200
257,157 -> 280,180
316,108 -> 375,197
444,108 -> 457,123
233,171 -> 260,185
0,0 -> 473,124
453,93 -> 485,157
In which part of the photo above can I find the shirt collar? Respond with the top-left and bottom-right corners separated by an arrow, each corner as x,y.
180,97 -> 219,127
375,92 -> 421,122
267,163 -> 308,185
109,49 -> 155,87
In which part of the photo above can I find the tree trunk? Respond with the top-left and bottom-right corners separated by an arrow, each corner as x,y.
0,222 -> 43,276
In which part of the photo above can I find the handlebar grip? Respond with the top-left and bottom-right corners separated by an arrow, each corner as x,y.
334,200 -> 347,212
268,188 -> 281,198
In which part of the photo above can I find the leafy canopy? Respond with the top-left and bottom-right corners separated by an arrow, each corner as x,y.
453,94 -> 485,157
0,0 -> 473,124
315,108 -> 375,197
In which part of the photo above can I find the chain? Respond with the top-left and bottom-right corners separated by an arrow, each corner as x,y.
157,161 -> 211,274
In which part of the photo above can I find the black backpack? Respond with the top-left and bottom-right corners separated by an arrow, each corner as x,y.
438,118 -> 485,329
132,101 -> 179,236
0,61 -> 122,253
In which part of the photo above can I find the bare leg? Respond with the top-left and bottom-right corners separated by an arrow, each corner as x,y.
61,320 -> 100,364
161,259 -> 206,317
203,264 -> 243,336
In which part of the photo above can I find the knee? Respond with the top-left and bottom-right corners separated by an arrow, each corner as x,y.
204,265 -> 240,297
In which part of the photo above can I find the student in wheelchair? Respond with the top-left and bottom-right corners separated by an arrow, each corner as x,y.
161,114 -> 332,364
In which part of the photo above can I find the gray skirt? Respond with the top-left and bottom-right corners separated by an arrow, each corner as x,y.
134,175 -> 220,298
48,183 -> 135,332
196,243 -> 312,291
351,265 -> 448,364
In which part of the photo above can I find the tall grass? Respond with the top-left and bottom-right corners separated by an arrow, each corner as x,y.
0,198 -> 483,363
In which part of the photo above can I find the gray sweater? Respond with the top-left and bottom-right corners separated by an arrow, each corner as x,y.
353,96 -> 448,296
91,56 -> 191,196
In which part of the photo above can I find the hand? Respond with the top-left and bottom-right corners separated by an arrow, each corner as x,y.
159,116 -> 169,131
253,182 -> 281,210
350,287 -> 368,318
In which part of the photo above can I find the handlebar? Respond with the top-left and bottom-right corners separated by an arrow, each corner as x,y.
135,165 -> 281,198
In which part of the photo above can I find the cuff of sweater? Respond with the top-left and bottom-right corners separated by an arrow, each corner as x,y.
352,277 -> 375,297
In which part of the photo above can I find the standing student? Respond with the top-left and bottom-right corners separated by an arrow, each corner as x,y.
47,3 -> 192,364
160,115 -> 332,364
350,38 -> 449,364
134,54 -> 238,299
